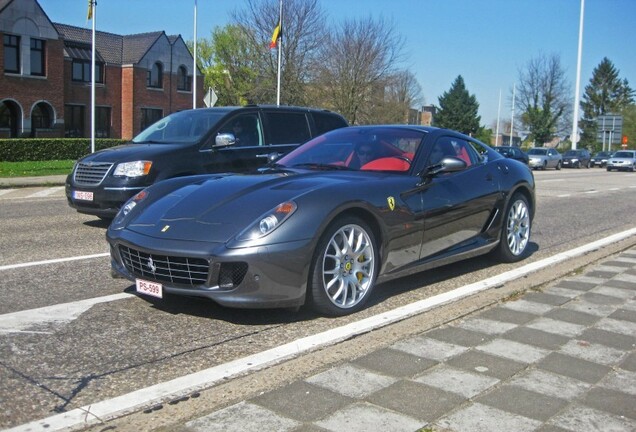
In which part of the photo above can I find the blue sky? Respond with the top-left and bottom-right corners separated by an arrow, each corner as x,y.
39,0 -> 636,127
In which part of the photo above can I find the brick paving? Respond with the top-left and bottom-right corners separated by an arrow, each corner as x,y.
179,249 -> 636,432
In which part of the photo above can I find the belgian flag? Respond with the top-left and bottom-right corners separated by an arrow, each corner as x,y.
269,21 -> 281,49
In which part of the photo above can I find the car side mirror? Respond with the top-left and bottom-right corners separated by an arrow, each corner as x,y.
418,157 -> 467,185
215,133 -> 236,148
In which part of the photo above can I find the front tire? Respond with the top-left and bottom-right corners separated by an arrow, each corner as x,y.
494,193 -> 531,263
556,161 -> 562,170
308,216 -> 378,316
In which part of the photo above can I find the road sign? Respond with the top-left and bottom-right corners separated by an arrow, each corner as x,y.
596,115 -> 623,150
204,88 -> 218,107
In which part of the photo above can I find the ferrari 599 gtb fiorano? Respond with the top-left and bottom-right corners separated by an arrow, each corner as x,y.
107,126 -> 535,316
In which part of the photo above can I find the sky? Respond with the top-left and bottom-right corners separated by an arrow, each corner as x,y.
39,0 -> 636,128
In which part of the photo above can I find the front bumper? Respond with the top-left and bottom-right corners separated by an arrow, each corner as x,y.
107,229 -> 314,309
66,175 -> 147,218
607,161 -> 635,171
528,159 -> 544,168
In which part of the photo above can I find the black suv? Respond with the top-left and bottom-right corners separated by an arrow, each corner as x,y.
66,105 -> 347,218
561,149 -> 591,168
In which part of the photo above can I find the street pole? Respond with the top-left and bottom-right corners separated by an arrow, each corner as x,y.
571,0 -> 585,149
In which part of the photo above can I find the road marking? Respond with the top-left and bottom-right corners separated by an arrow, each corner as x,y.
7,226 -> 636,432
0,189 -> 17,196
556,194 -> 571,198
0,253 -> 109,272
0,293 -> 132,335
25,186 -> 64,198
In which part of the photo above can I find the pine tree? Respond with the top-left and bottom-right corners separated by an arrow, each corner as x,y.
434,75 -> 481,136
579,58 -> 634,150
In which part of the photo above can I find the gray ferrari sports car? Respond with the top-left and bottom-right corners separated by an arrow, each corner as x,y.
107,125 -> 535,316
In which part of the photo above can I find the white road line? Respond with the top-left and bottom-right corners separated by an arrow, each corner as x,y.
0,293 -> 132,334
25,186 -> 64,198
0,253 -> 109,272
8,226 -> 636,432
0,188 -> 17,196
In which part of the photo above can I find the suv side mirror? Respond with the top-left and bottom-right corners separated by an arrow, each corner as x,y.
215,133 -> 236,148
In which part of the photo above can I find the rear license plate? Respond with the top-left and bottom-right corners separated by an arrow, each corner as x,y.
136,278 -> 163,298
73,190 -> 94,201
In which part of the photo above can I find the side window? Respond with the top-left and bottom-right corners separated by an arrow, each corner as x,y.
467,140 -> 489,163
219,114 -> 263,147
313,113 -> 347,136
265,112 -> 311,144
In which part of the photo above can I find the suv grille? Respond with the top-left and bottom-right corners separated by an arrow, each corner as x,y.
74,162 -> 113,186
119,245 -> 210,287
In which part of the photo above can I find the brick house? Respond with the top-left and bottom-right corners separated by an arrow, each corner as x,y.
0,0 -> 203,140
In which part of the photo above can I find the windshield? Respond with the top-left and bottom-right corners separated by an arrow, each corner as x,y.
132,110 -> 226,144
564,150 -> 580,156
613,151 -> 635,158
527,148 -> 547,156
276,127 -> 426,172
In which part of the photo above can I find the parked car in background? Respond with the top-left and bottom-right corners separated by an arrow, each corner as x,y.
527,147 -> 562,170
107,126 -> 535,316
66,105 -> 348,219
561,149 -> 591,168
494,146 -> 529,164
606,150 -> 636,172
590,151 -> 614,168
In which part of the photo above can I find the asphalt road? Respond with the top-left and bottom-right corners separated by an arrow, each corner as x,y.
1,168 -> 636,429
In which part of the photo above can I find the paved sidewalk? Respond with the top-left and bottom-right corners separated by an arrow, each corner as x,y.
177,250 -> 636,432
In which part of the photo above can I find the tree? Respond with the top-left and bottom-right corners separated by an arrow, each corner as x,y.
232,0 -> 326,105
579,57 -> 635,150
433,75 -> 481,135
312,16 -> 404,124
516,54 -> 571,146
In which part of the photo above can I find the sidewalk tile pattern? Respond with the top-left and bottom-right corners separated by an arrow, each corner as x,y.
184,250 -> 636,432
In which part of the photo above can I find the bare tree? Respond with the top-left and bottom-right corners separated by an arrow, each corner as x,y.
231,0 -> 326,105
516,54 -> 571,145
312,16 -> 404,124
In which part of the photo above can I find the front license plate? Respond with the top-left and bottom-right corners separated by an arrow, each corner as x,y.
136,278 -> 163,298
73,190 -> 94,201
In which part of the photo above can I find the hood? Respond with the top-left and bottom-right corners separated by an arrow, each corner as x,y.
78,143 -> 188,163
126,171 -> 359,243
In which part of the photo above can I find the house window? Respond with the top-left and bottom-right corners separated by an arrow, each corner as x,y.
96,106 -> 111,138
3,34 -> 20,73
30,38 -> 45,76
65,105 -> 85,137
147,62 -> 163,88
177,65 -> 191,91
72,59 -> 103,83
31,102 -> 53,129
141,108 -> 163,131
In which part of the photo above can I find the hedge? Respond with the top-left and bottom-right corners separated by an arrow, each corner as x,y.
0,138 -> 128,162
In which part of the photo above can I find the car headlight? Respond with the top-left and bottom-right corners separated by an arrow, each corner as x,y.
236,201 -> 297,241
571,158 -> 578,162
113,161 -> 152,177
111,189 -> 149,229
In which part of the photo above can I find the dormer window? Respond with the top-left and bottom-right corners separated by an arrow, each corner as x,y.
147,62 -> 163,88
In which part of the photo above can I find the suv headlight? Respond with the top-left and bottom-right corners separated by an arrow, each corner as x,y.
114,161 -> 152,177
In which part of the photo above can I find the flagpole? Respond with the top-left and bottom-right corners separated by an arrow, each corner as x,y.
90,0 -> 96,153
276,0 -> 282,106
193,0 -> 197,109
571,0 -> 585,149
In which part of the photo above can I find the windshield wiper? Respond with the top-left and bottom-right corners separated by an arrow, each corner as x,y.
292,163 -> 353,171
133,140 -> 165,144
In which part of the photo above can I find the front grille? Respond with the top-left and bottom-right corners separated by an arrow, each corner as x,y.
74,162 -> 113,186
119,245 -> 210,287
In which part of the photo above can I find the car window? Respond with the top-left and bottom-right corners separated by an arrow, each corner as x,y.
265,112 -> 311,145
528,148 -> 547,155
218,114 -> 263,147
133,110 -> 226,144
313,112 -> 347,135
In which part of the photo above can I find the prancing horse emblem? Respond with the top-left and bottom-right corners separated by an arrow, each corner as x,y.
387,196 -> 396,211
146,257 -> 156,274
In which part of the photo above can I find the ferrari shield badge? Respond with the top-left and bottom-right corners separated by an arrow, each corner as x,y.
387,196 -> 396,211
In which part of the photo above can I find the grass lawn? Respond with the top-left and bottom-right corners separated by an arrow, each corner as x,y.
0,160 -> 74,177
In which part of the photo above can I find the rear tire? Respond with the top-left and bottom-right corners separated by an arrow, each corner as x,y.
494,193 -> 531,263
308,216 -> 378,316
556,161 -> 561,170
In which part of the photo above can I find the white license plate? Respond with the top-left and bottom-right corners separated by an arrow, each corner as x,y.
136,278 -> 163,298
73,190 -> 94,201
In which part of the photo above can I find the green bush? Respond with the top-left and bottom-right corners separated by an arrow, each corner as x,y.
0,138 -> 127,162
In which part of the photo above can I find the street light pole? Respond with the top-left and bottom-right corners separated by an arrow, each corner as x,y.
571,0 -> 585,149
